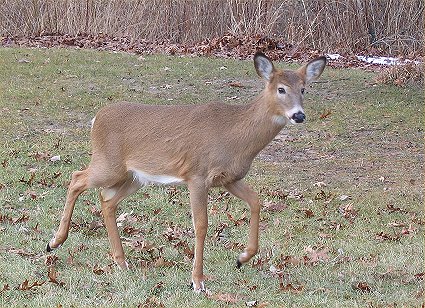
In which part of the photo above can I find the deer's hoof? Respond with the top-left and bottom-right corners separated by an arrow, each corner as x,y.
236,259 -> 243,269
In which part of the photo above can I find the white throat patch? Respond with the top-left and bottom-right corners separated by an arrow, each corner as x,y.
272,115 -> 287,126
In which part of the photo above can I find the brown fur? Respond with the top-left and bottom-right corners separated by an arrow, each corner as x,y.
47,53 -> 326,292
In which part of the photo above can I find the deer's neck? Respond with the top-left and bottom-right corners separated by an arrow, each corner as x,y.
233,92 -> 285,159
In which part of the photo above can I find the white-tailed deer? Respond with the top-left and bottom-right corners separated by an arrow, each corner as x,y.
47,52 -> 326,292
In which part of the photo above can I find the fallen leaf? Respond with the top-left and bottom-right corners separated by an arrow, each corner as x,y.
125,240 -> 156,253
352,281 -> 371,292
281,283 -> 304,293
88,220 -> 103,231
226,211 -> 247,226
386,204 -> 408,214
92,264 -> 105,275
0,284 -> 9,294
20,172 -> 35,186
48,267 -> 65,286
150,281 -> 164,295
279,255 -> 301,268
301,208 -> 314,218
339,203 -> 357,222
401,224 -> 416,235
117,211 -> 132,222
7,247 -> 36,258
319,110 -> 332,119
314,190 -> 333,201
207,292 -> 241,304
44,255 -> 59,267
172,240 -> 194,259
388,222 -> 406,228
318,232 -> 333,239
123,225 -> 142,235
304,246 -> 330,264
17,279 -> 45,291
261,188 -> 288,200
138,296 -> 165,308
375,231 -> 400,241
89,205 -> 102,217
228,81 -> 245,88
153,257 -> 175,268
263,201 -> 288,212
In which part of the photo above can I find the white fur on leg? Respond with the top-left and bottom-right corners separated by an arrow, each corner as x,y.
192,280 -> 206,294
239,251 -> 249,260
114,259 -> 129,270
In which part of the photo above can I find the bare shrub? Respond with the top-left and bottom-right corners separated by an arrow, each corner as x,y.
376,63 -> 424,87
0,0 -> 423,55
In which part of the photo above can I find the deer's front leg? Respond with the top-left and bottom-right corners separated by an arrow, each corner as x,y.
188,179 -> 209,293
225,180 -> 260,267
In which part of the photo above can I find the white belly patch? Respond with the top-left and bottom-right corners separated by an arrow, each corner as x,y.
132,170 -> 184,186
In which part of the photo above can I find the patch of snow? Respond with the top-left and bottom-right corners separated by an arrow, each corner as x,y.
326,53 -> 422,66
326,53 -> 343,60
356,55 -> 422,66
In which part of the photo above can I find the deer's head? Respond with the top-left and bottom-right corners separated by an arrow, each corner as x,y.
254,52 -> 326,124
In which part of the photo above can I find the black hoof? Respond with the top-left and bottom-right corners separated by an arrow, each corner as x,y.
236,259 -> 243,269
46,243 -> 52,252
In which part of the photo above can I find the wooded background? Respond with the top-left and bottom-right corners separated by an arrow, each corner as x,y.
0,0 -> 423,55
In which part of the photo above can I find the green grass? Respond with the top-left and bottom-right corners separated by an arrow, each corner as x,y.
0,47 -> 423,307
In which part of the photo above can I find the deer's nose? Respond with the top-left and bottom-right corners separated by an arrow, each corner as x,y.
291,111 -> 305,123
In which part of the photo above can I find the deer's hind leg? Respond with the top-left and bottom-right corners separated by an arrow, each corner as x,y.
47,169 -> 90,251
99,172 -> 141,269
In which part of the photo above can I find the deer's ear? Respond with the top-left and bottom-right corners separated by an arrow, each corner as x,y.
299,56 -> 327,84
254,52 -> 275,81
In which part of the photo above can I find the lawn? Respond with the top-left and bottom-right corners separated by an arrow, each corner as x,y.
0,47 -> 423,307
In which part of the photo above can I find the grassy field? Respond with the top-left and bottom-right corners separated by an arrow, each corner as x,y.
0,48 -> 423,307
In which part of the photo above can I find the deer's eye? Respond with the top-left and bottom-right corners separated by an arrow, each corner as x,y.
278,87 -> 286,94
301,88 -> 305,95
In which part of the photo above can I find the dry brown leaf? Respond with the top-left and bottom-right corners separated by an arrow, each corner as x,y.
44,255 -> 59,267
18,279 -> 45,291
0,284 -> 9,294
153,257 -> 175,268
263,201 -> 288,212
279,282 -> 304,294
226,211 -> 247,226
88,220 -> 103,231
207,292 -> 241,304
304,246 -> 330,264
319,110 -> 332,119
352,282 -> 371,292
401,224 -> 416,235
375,231 -> 400,242
138,295 -> 165,308
228,82 -> 245,88
48,267 -> 65,286
301,208 -> 314,218
279,255 -> 301,268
